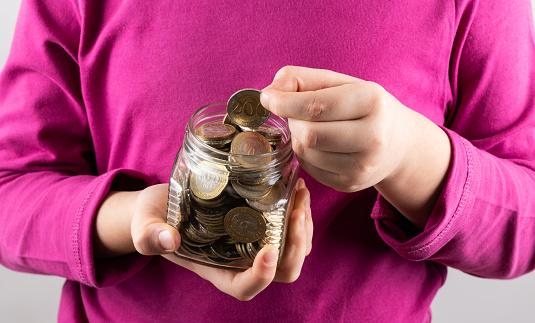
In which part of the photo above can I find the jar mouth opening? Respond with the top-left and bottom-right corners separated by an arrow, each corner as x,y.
187,101 -> 293,164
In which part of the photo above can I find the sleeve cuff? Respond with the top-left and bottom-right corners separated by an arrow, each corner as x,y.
65,169 -> 157,288
371,128 -> 481,261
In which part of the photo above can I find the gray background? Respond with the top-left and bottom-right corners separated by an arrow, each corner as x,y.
1,1 -> 535,322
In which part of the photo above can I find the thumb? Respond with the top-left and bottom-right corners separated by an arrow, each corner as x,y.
133,223 -> 181,255
130,184 -> 181,255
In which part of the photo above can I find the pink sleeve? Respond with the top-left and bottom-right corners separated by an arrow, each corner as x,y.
0,0 -> 153,287
372,0 -> 535,279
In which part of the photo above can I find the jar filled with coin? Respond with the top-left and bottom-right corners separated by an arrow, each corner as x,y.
166,89 -> 299,270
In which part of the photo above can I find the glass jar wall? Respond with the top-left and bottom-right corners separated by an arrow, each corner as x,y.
166,101 -> 299,270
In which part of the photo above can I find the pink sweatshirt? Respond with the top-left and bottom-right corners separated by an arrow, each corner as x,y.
1,0 -> 534,322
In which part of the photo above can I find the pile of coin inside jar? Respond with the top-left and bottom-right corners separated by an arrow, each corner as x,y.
166,89 -> 298,269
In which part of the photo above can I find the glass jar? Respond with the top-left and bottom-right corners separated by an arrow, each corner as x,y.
166,101 -> 299,270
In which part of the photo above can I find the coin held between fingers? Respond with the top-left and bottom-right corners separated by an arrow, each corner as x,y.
227,89 -> 271,128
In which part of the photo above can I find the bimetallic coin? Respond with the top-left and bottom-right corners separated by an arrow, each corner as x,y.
190,161 -> 229,200
231,131 -> 273,168
227,89 -> 271,128
224,207 -> 267,243
195,123 -> 236,141
231,131 -> 272,155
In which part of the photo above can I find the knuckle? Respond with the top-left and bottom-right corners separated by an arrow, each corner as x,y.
272,66 -> 299,91
286,271 -> 302,283
336,182 -> 360,193
366,81 -> 388,110
304,96 -> 328,121
300,126 -> 318,149
334,172 -> 362,193
276,65 -> 296,78
357,161 -> 378,180
292,139 -> 304,155
369,127 -> 387,148
234,293 -> 254,302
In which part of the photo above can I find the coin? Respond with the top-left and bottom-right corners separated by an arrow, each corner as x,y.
180,243 -> 206,258
210,241 -> 241,260
241,124 -> 283,140
230,131 -> 273,168
227,89 -> 271,128
195,123 -> 236,141
222,114 -> 240,128
180,226 -> 214,247
190,161 -> 229,200
190,190 -> 234,208
224,207 -> 267,243
231,178 -> 272,200
235,243 -> 254,263
247,180 -> 286,212
225,182 -> 242,199
231,131 -> 272,155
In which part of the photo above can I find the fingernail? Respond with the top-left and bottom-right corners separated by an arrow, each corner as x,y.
260,91 -> 269,109
305,195 -> 310,211
159,230 -> 174,252
263,248 -> 278,266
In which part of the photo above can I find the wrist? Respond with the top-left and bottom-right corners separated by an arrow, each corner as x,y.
376,110 -> 451,230
93,190 -> 142,260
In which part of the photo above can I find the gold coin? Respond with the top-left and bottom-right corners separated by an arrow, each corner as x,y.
230,131 -> 273,168
224,207 -> 267,243
195,123 -> 236,141
227,89 -> 271,128
190,161 -> 229,200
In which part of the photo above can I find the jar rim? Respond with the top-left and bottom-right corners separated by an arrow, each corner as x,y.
186,101 -> 294,167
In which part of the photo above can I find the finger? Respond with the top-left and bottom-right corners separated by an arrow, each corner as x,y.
292,179 -> 313,255
293,180 -> 309,210
297,155 -> 370,193
305,209 -> 313,256
303,190 -> 313,256
132,223 -> 181,255
163,245 -> 278,301
274,208 -> 307,283
263,66 -> 361,92
261,82 -> 377,122
231,245 -> 279,300
293,139 -> 359,175
162,253 -> 238,292
296,177 -> 306,191
288,118 -> 375,153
